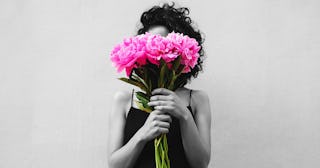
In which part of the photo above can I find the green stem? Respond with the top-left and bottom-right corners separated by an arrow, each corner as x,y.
154,134 -> 170,168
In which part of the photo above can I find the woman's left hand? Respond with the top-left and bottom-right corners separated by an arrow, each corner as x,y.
147,88 -> 189,120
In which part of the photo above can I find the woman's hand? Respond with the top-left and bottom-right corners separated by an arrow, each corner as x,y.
136,110 -> 172,142
147,88 -> 189,121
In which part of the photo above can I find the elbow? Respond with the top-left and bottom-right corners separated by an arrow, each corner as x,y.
107,156 -> 118,168
195,160 -> 210,168
204,156 -> 210,168
107,158 -> 114,168
204,145 -> 211,167
108,156 -> 130,168
201,150 -> 211,168
192,152 -> 210,168
199,160 -> 210,168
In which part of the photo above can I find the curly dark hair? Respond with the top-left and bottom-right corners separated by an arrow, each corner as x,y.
136,2 -> 205,87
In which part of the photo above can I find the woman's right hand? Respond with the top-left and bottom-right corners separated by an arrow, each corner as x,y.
136,110 -> 172,142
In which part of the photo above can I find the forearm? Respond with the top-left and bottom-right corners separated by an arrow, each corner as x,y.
179,112 -> 210,168
108,132 -> 146,168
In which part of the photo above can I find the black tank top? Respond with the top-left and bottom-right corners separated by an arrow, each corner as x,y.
123,89 -> 195,168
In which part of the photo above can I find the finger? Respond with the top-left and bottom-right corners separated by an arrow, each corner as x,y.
150,95 -> 170,101
154,120 -> 170,128
151,109 -> 167,115
156,127 -> 169,134
152,88 -> 173,95
154,106 -> 173,112
156,114 -> 172,123
148,101 -> 168,107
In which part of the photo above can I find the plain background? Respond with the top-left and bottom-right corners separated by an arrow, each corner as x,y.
1,0 -> 320,168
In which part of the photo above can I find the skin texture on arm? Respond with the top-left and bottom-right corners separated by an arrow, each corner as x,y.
148,88 -> 211,168
107,91 -> 146,168
107,90 -> 173,168
179,90 -> 211,168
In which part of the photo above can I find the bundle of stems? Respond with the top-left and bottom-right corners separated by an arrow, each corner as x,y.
119,56 -> 185,168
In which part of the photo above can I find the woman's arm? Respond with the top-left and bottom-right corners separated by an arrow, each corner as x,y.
179,90 -> 211,168
148,88 -> 211,168
107,91 -> 146,168
107,91 -> 173,168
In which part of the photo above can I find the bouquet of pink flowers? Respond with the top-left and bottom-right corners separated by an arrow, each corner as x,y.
110,32 -> 200,168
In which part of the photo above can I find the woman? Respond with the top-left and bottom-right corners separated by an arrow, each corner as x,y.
108,3 -> 211,168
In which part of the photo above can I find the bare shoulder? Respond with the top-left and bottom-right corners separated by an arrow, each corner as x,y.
192,89 -> 210,104
112,90 -> 132,117
113,90 -> 131,103
191,89 -> 211,115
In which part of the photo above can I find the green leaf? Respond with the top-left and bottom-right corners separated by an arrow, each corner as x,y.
136,91 -> 151,109
118,77 -> 146,91
131,73 -> 151,95
135,100 -> 152,113
136,91 -> 149,102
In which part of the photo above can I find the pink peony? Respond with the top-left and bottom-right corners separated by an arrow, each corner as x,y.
110,34 -> 149,76
110,32 -> 200,76
166,32 -> 200,73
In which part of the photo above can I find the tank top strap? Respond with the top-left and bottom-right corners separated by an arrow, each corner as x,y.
131,88 -> 134,107
188,89 -> 192,107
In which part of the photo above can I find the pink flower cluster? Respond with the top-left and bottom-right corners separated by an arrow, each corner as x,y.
110,32 -> 200,76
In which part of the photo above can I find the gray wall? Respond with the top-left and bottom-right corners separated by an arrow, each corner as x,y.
1,0 -> 319,168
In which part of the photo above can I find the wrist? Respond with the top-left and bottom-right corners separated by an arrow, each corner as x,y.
135,129 -> 148,144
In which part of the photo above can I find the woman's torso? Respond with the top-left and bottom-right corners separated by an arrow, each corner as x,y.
123,88 -> 195,168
